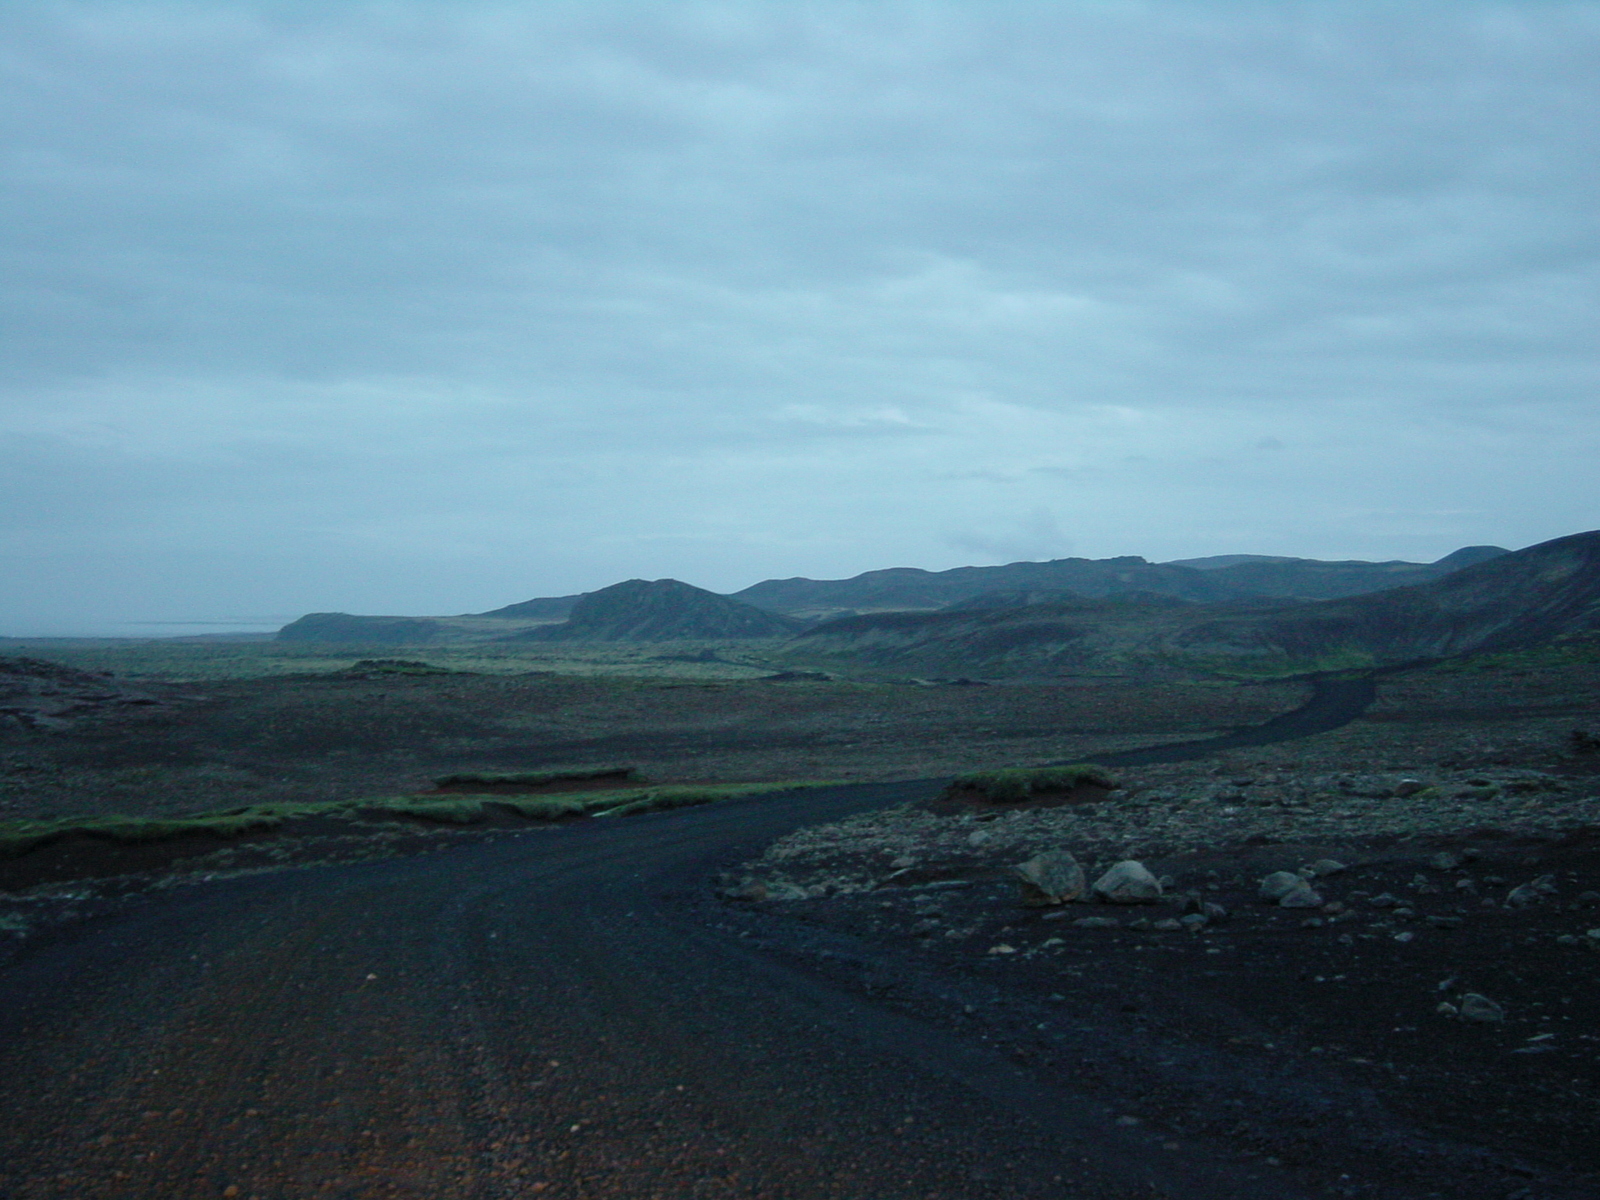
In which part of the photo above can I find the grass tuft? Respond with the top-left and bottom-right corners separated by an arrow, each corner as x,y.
945,764 -> 1116,804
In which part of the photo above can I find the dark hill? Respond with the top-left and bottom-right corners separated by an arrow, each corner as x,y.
511,579 -> 804,642
734,557 -> 1227,614
1177,531 -> 1600,667
734,546 -> 1507,615
276,613 -> 445,644
475,594 -> 584,620
783,532 -> 1598,678
946,588 -> 1195,612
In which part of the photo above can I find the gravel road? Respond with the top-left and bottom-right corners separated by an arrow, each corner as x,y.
0,778 -> 1335,1200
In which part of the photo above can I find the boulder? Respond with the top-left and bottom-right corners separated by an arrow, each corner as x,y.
1506,874 -> 1559,908
1277,884 -> 1324,908
1259,871 -> 1306,902
1091,861 -> 1163,904
1012,850 -> 1087,906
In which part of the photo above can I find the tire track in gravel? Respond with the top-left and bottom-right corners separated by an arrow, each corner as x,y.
0,677 -> 1393,1199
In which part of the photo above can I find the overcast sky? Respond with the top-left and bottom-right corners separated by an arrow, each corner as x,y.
4,1 -> 1599,635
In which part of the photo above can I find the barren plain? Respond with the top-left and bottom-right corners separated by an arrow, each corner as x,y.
2,635 -> 1599,1198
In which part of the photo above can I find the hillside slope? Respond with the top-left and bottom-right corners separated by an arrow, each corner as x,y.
511,579 -> 804,642
782,532 -> 1600,678
734,546 -> 1505,616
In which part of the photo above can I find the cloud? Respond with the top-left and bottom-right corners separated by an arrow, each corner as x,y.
947,508 -> 1076,564
1,1 -> 1598,631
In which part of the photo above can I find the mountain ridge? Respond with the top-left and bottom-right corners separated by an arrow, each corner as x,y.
780,531 -> 1600,678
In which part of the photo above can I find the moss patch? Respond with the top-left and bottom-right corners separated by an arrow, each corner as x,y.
941,764 -> 1117,806
0,780 -> 838,862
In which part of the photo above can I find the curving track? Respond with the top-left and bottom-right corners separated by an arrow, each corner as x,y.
0,681 -> 1385,1199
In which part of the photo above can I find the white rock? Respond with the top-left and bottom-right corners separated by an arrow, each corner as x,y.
1092,860 -> 1164,904
1259,871 -> 1306,902
1278,885 -> 1324,908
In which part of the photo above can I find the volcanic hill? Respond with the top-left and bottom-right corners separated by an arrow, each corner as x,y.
730,545 -> 1507,617
512,579 -> 804,643
781,530 -> 1600,678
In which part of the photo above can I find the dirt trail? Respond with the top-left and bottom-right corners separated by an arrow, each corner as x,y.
1,672 -> 1589,1199
0,782 -> 1324,1200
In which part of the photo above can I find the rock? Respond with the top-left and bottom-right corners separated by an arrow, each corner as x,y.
1436,1001 -> 1459,1017
966,830 -> 993,847
1367,893 -> 1399,909
1459,993 -> 1505,1022
1396,779 -> 1427,797
1073,916 -> 1120,929
987,943 -> 1018,955
1012,850 -> 1086,906
1507,876 -> 1558,908
1092,861 -> 1163,904
1428,851 -> 1462,870
1202,901 -> 1230,923
1577,891 -> 1600,905
1304,859 -> 1347,877
1426,915 -> 1464,929
1393,931 -> 1415,943
1179,913 -> 1208,930
723,878 -> 769,902
1150,918 -> 1183,931
1277,885 -> 1324,908
1259,871 -> 1306,902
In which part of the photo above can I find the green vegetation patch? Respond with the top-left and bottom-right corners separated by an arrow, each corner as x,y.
945,764 -> 1117,804
431,767 -> 642,788
343,659 -> 457,675
0,810 -> 290,860
0,781 -> 838,861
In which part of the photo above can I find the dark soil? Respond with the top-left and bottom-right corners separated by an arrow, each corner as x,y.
720,828 -> 1600,1199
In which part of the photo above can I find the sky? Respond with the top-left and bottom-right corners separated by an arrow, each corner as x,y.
3,1 -> 1599,636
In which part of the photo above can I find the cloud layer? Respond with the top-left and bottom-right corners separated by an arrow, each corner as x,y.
3,2 -> 1598,633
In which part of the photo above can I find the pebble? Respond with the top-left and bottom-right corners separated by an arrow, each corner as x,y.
1073,916 -> 1121,929
1428,851 -> 1462,870
1393,931 -> 1415,943
1150,918 -> 1183,931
